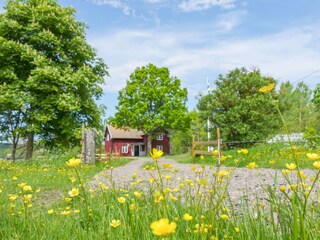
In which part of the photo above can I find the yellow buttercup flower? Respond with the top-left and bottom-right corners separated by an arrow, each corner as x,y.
134,191 -> 142,198
237,149 -> 248,154
282,169 -> 291,175
259,83 -> 276,93
150,148 -> 164,160
110,219 -> 120,228
162,163 -> 173,169
307,153 -> 319,161
313,161 -> 320,169
218,170 -> 229,178
117,197 -> 126,203
150,218 -> 177,236
23,194 -> 32,203
212,150 -> 220,156
269,160 -> 276,165
221,214 -> 229,221
9,194 -> 18,202
68,188 -> 79,197
48,209 -> 54,214
246,162 -> 257,169
200,155 -> 205,160
61,210 -> 71,215
183,213 -> 193,221
285,163 -> 297,170
66,158 -> 81,168
23,185 -> 32,191
279,185 -> 286,192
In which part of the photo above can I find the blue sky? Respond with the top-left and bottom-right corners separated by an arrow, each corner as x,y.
1,0 -> 320,119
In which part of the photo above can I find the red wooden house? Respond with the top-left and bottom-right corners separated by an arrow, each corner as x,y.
104,125 -> 170,157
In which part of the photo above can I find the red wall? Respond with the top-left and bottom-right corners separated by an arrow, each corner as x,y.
104,127 -> 170,156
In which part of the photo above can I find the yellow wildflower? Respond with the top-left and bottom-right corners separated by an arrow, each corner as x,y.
68,188 -> 79,197
110,219 -> 120,228
133,191 -> 142,198
9,194 -> 18,202
212,150 -> 220,156
221,214 -> 229,221
235,227 -> 240,233
150,218 -> 177,236
269,160 -> 276,165
183,213 -> 193,221
282,169 -> 291,175
23,185 -> 32,191
218,170 -> 229,178
61,210 -> 71,215
200,155 -> 205,160
18,183 -> 27,188
129,204 -> 136,211
286,163 -> 297,170
162,163 -> 173,169
150,148 -> 164,160
66,158 -> 81,168
313,161 -> 320,169
117,197 -> 126,203
12,176 -> 17,181
48,209 -> 54,214
65,197 -> 72,203
74,209 -> 80,214
246,162 -> 257,169
279,185 -> 286,192
23,194 -> 32,203
259,83 -> 276,93
307,153 -> 319,161
237,149 -> 248,154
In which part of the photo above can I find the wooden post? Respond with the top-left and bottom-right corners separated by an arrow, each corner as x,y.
81,123 -> 85,162
192,136 -> 195,163
217,128 -> 221,166
83,129 -> 96,164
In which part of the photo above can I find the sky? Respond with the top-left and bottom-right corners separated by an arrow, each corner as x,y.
1,0 -> 320,119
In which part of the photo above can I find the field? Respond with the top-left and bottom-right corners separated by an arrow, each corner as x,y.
1,143 -> 320,239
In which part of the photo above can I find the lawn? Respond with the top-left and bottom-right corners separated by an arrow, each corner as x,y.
1,144 -> 320,239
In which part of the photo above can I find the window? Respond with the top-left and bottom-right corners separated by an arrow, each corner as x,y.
156,145 -> 163,151
106,134 -> 110,141
156,133 -> 163,140
141,145 -> 145,151
121,145 -> 128,153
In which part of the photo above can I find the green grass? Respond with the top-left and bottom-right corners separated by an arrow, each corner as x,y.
172,142 -> 319,169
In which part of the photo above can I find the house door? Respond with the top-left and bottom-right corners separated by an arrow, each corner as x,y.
134,145 -> 139,156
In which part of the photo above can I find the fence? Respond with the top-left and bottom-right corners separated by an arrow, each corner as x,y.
192,128 -> 222,164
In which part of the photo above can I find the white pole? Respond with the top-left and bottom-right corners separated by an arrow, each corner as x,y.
207,77 -> 211,152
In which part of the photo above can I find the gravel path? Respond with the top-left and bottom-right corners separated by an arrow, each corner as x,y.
89,157 -> 319,202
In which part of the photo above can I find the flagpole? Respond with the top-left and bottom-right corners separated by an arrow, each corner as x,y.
207,77 -> 211,152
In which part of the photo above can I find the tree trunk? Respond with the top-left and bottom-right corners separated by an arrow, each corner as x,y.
147,134 -> 152,154
26,132 -> 34,160
11,136 -> 18,161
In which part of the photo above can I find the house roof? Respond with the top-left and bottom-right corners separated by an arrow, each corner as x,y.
107,125 -> 144,139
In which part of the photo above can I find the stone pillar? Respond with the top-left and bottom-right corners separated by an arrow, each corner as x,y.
84,130 -> 96,164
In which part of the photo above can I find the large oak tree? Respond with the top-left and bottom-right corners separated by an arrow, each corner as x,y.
110,63 -> 190,152
0,0 -> 108,159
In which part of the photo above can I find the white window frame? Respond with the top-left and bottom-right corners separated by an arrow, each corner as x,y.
156,145 -> 163,151
121,145 -> 128,154
106,134 -> 110,141
156,133 -> 163,140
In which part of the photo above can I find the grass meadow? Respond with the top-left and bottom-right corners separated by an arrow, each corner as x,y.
1,143 -> 320,239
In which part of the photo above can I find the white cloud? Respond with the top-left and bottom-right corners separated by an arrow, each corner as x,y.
90,23 -> 320,99
178,0 -> 237,12
215,10 -> 247,31
89,0 -> 133,15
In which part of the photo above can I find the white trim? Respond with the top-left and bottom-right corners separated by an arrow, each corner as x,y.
121,145 -> 128,153
156,145 -> 163,151
156,133 -> 163,140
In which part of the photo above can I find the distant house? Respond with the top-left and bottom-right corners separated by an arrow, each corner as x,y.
104,125 -> 170,157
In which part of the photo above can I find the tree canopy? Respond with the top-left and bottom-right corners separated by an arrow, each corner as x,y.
0,0 -> 108,159
197,67 -> 279,144
110,63 -> 190,151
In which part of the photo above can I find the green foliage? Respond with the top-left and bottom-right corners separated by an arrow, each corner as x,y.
110,63 -> 190,140
279,81 -> 317,133
0,0 -> 108,154
304,126 -> 320,149
197,67 -> 279,144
